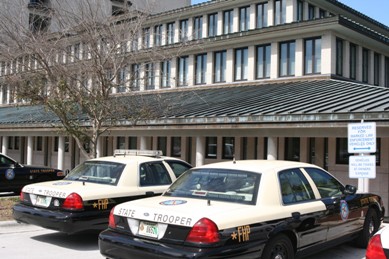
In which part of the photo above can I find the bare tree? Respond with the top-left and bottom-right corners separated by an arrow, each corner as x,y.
0,0 -> 198,158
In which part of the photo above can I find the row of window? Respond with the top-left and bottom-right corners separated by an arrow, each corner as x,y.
2,136 -> 382,166
1,0 -> 329,77
336,38 -> 389,86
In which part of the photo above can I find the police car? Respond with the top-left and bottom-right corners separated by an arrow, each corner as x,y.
13,150 -> 192,234
0,153 -> 65,194
99,160 -> 385,259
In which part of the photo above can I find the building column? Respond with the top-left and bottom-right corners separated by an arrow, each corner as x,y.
96,137 -> 103,158
140,136 -> 150,150
195,136 -> 205,166
267,137 -> 278,160
295,38 -> 304,77
57,136 -> 65,170
2,136 -> 8,155
27,136 -> 33,165
270,42 -> 279,79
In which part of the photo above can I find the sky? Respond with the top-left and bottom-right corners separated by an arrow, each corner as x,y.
191,0 -> 389,27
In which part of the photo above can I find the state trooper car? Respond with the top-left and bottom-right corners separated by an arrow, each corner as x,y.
13,150 -> 192,234
0,153 -> 65,194
99,160 -> 385,259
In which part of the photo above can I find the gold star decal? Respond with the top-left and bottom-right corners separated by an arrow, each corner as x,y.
93,202 -> 97,208
231,232 -> 237,240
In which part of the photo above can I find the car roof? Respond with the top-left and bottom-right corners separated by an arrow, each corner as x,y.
194,160 -> 321,174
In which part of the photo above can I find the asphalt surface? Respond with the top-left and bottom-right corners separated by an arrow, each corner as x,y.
0,220 -> 368,259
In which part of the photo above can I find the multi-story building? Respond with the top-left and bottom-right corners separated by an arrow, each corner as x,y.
0,0 -> 388,209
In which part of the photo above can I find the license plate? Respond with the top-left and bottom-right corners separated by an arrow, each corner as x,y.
138,221 -> 159,238
35,195 -> 51,207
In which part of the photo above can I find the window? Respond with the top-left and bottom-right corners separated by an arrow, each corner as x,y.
386,57 -> 389,87
296,0 -> 303,22
195,53 -> 207,85
362,48 -> 369,83
374,53 -> 380,86
223,10 -> 233,34
35,136 -> 43,151
256,3 -> 268,28
319,9 -> 326,18
171,137 -> 181,157
336,138 -> 349,164
274,0 -> 286,25
117,66 -> 127,93
131,38 -> 138,51
143,27 -> 150,48
235,48 -> 248,81
128,137 -> 137,149
256,44 -> 271,79
279,169 -> 314,204
180,19 -> 189,42
349,43 -> 357,80
208,13 -> 218,37
206,137 -> 217,158
154,24 -> 163,46
336,38 -> 343,76
285,138 -> 300,161
74,43 -> 80,60
131,64 -> 140,90
308,4 -> 315,20
160,60 -> 171,88
279,41 -> 295,77
29,13 -> 50,33
305,168 -> 343,198
304,38 -> 321,74
178,56 -> 189,86
193,16 -> 203,39
145,63 -> 155,90
139,162 -> 172,186
214,51 -> 226,83
167,22 -> 175,45
157,137 -> 167,156
116,137 -> 126,149
239,6 -> 250,32
164,160 -> 191,178
222,137 -> 234,159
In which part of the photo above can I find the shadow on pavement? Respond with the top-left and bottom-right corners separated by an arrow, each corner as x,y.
31,232 -> 100,251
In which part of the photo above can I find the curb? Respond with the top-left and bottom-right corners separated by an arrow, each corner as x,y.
0,220 -> 21,228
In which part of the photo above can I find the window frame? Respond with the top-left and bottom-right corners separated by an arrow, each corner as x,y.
256,44 -> 271,79
279,41 -> 296,77
208,13 -> 218,37
223,9 -> 234,34
178,56 -> 189,86
195,53 -> 207,85
304,37 -> 321,75
239,6 -> 250,32
234,47 -> 249,81
214,50 -> 227,83
256,2 -> 268,28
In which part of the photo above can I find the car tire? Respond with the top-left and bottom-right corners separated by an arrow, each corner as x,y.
262,233 -> 294,259
355,208 -> 379,248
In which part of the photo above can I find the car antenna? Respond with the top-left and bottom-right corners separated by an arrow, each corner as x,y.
233,155 -> 236,164
207,199 -> 211,206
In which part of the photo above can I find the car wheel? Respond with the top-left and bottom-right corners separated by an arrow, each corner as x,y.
262,233 -> 294,259
355,209 -> 379,247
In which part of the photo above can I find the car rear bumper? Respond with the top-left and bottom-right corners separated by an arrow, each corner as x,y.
13,203 -> 109,234
98,229 -> 263,259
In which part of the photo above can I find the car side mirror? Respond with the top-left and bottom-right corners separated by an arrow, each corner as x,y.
344,185 -> 357,195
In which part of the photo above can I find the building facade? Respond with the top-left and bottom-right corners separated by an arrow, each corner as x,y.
0,0 -> 389,211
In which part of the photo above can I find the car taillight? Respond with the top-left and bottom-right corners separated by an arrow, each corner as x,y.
62,193 -> 84,210
108,207 -> 116,229
57,171 -> 65,177
186,218 -> 220,244
19,192 -> 24,201
366,234 -> 386,259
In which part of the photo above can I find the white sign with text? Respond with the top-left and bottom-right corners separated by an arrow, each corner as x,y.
349,155 -> 376,179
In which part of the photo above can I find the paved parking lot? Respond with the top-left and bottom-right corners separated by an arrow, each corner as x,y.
0,220 -> 367,259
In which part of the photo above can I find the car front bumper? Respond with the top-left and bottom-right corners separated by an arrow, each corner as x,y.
98,229 -> 264,259
13,203 -> 109,234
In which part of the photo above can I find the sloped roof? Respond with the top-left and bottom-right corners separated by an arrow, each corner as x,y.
0,79 -> 388,128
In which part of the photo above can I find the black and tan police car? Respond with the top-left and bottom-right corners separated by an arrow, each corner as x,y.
13,150 -> 192,234
99,160 -> 385,259
0,153 -> 65,194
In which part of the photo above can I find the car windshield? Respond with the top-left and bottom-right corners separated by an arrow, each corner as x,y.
65,161 -> 125,186
164,168 -> 260,205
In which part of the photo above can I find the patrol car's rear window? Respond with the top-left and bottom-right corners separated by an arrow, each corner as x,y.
65,161 -> 125,186
164,169 -> 260,205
